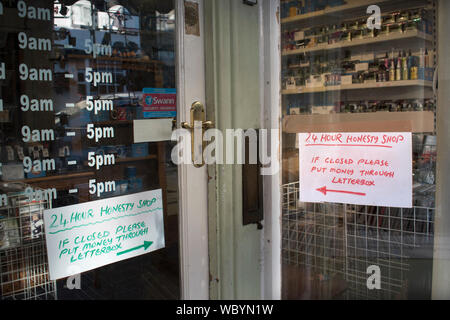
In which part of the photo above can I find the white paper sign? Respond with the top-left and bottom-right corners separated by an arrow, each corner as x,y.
299,132 -> 412,208
133,119 -> 173,143
44,190 -> 165,280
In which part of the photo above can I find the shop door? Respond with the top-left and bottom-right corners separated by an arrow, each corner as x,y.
0,0 -> 209,300
278,0 -> 442,299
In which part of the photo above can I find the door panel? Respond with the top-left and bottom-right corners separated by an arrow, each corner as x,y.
175,0 -> 209,299
0,0 -> 187,300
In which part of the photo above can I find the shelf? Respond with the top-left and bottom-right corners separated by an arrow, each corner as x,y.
282,79 -> 432,95
4,156 -> 158,185
107,155 -> 158,165
92,120 -> 133,126
288,63 -> 311,69
282,30 -> 433,56
67,54 -> 163,65
81,155 -> 157,167
3,171 -> 95,184
281,0 -> 391,24
116,155 -> 158,163
283,110 -> 435,133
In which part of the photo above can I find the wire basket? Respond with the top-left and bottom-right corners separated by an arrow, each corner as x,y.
282,181 -> 435,300
0,183 -> 57,300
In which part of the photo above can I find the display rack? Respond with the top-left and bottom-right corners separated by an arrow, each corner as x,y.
282,181 -> 434,299
282,182 -> 345,279
0,185 -> 57,300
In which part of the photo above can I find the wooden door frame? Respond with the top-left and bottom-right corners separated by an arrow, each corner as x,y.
175,0 -> 210,300
259,0 -> 282,300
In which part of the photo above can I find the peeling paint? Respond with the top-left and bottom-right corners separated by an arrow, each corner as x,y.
276,6 -> 280,24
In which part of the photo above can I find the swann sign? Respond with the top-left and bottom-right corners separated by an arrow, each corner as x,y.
142,88 -> 176,118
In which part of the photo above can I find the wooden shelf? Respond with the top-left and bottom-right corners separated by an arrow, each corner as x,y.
67,53 -> 163,65
282,80 -> 432,95
281,0 -> 391,24
4,171 -> 95,184
116,155 -> 158,163
283,110 -> 435,133
93,120 -> 133,126
101,155 -> 158,165
282,30 -> 432,56
4,156 -> 157,185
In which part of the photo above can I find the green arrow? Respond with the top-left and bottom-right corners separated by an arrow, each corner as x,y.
117,241 -> 153,256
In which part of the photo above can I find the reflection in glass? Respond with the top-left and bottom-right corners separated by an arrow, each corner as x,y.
0,0 -> 179,300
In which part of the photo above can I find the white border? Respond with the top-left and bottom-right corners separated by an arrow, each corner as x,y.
175,0 -> 209,300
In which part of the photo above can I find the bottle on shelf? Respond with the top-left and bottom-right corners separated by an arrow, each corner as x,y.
402,50 -> 409,80
396,51 -> 402,81
419,48 -> 425,68
389,53 -> 396,81
407,49 -> 416,80
384,52 -> 390,82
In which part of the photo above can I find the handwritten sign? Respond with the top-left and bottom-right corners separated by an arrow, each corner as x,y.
43,190 -> 165,280
299,132 -> 412,208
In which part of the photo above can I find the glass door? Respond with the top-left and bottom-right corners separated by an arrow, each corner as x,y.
280,0 -> 437,299
0,0 -> 184,300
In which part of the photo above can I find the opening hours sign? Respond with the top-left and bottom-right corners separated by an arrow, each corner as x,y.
298,132 -> 412,208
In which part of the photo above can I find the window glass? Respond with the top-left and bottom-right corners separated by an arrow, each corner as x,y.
281,0 -> 436,299
0,0 -> 178,300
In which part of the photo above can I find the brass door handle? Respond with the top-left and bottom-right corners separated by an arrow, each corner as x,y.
202,121 -> 214,129
180,101 -> 214,167
181,122 -> 193,130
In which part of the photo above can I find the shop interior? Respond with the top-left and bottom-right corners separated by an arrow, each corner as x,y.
280,0 -> 436,300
